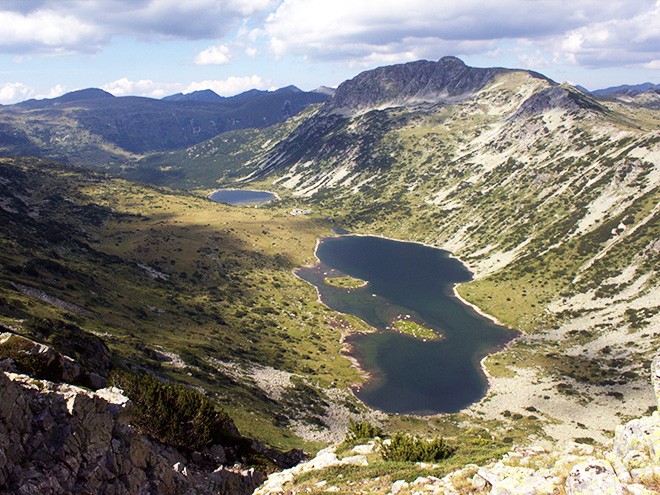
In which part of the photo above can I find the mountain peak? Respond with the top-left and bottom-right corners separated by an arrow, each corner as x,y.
275,85 -> 303,94
162,89 -> 223,102
322,56 -> 547,115
15,88 -> 114,109
438,55 -> 467,66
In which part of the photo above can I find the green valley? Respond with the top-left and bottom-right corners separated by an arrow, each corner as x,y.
0,156 -> 368,452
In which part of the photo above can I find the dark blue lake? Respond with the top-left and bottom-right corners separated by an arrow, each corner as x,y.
209,189 -> 277,205
295,235 -> 518,415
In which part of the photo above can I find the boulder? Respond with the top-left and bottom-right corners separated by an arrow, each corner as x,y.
565,459 -> 626,495
612,413 -> 660,471
0,332 -> 83,384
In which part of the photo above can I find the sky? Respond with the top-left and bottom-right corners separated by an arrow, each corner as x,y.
1,0 -> 660,104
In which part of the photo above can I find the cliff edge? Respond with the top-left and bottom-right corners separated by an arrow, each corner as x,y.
0,370 -> 264,495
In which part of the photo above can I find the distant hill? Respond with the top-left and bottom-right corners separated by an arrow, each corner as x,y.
0,86 -> 329,166
591,82 -> 660,95
162,85 -> 306,103
162,89 -> 225,102
313,86 -> 336,97
14,88 -> 115,110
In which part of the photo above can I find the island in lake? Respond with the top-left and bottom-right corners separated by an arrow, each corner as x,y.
391,319 -> 439,340
324,276 -> 367,289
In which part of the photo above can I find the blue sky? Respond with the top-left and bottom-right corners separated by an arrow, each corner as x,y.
1,0 -> 660,104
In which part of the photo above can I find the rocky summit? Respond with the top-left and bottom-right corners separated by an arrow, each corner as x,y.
322,56 -> 549,116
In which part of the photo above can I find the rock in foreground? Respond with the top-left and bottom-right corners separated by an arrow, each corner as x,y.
0,371 -> 263,495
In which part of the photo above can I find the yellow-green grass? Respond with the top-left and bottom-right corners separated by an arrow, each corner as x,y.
392,320 -> 438,340
0,157 -> 364,448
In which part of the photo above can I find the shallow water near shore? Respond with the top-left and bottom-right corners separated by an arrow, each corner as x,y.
296,235 -> 518,415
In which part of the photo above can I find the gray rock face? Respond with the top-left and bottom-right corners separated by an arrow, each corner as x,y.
0,332 -> 84,385
0,330 -> 111,390
512,86 -> 604,118
323,56 -> 551,115
0,371 -> 263,495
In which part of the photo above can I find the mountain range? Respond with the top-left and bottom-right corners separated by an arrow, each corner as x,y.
1,56 -> 660,494
0,85 -> 328,166
589,82 -> 660,95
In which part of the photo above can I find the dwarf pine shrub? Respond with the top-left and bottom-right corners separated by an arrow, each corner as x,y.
109,371 -> 235,450
381,432 -> 455,463
347,420 -> 384,440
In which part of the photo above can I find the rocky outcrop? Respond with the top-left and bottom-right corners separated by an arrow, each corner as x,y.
0,371 -> 264,495
0,330 -> 108,389
512,85 -> 604,118
254,443 -> 376,494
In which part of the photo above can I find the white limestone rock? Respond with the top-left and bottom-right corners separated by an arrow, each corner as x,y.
391,479 -> 409,494
565,459 -> 626,495
651,353 -> 660,405
613,413 -> 660,471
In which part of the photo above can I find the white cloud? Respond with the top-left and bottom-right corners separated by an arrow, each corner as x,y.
37,84 -> 68,99
101,78 -> 183,98
518,50 -> 551,70
262,0 -> 660,70
194,44 -> 233,65
0,9 -> 104,55
185,75 -> 270,96
0,0 -> 279,57
0,82 -> 34,104
554,1 -> 660,67
644,60 -> 660,69
227,0 -> 279,16
0,0 -> 659,80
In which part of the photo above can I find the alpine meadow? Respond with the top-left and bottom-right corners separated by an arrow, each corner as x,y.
3,56 -> 660,494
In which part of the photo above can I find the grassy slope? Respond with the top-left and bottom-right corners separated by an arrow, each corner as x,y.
0,156 -> 366,451
0,107 -> 138,166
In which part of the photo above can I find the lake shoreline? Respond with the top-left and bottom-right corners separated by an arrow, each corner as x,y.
297,232 -> 518,416
322,232 -> 510,329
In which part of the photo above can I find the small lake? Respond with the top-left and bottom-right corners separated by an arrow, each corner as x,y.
209,189 -> 277,205
295,235 -> 518,415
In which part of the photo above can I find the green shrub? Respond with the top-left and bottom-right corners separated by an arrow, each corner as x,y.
0,334 -> 64,382
380,432 -> 455,463
109,371 -> 236,450
347,420 -> 384,440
